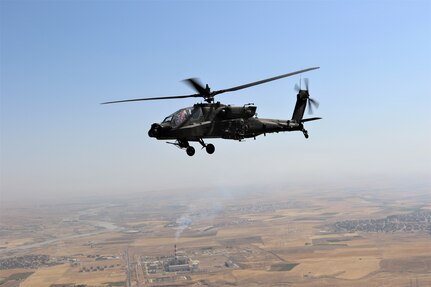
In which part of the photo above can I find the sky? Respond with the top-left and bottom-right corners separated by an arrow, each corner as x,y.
1,0 -> 430,202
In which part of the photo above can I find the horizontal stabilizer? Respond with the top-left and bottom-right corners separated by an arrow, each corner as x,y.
301,117 -> 322,123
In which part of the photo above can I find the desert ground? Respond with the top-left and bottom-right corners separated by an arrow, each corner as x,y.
1,181 -> 430,286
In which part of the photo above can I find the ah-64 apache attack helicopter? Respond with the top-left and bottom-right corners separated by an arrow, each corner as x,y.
102,67 -> 321,156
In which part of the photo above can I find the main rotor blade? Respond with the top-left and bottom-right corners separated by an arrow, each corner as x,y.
183,78 -> 209,96
101,93 -> 201,104
304,78 -> 309,90
102,67 -> 320,104
213,67 -> 319,95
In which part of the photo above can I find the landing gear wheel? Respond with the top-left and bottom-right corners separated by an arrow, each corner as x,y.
186,146 -> 195,156
303,130 -> 309,139
205,144 -> 215,154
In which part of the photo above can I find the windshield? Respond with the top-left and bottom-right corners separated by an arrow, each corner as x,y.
163,106 -> 203,128
172,108 -> 191,128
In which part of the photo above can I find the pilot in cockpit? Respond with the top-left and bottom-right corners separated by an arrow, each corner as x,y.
171,108 -> 190,128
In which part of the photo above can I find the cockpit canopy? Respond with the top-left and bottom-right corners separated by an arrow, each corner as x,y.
162,106 -> 203,128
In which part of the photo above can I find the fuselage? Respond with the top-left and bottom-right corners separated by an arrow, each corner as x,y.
148,102 -> 303,142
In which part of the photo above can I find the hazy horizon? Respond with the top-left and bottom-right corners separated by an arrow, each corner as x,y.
2,172 -> 429,206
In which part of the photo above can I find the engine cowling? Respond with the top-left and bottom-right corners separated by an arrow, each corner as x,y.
217,105 -> 256,119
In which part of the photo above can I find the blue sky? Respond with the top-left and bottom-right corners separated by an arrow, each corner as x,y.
1,1 -> 430,201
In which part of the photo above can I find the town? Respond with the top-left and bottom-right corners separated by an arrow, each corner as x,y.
333,211 -> 431,234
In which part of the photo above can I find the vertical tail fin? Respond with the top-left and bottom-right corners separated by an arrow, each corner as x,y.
292,78 -> 319,122
291,92 -> 308,122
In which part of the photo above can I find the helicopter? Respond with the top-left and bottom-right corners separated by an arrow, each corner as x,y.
102,67 -> 321,156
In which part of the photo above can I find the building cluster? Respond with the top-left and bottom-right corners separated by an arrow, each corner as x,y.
86,254 -> 119,261
334,211 -> 431,233
164,254 -> 199,272
0,255 -> 71,269
79,263 -> 119,272
214,218 -> 255,228
37,284 -> 103,287
143,245 -> 199,275
228,200 -> 305,214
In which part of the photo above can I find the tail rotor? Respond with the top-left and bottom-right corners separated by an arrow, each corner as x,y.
294,78 -> 319,114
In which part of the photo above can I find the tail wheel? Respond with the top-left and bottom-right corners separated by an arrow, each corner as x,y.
186,146 -> 195,156
205,144 -> 215,154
